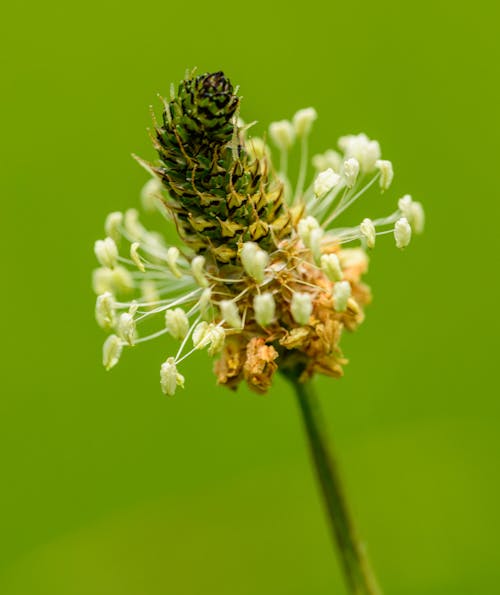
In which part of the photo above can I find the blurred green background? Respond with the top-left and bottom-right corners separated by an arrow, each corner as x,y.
1,0 -> 499,593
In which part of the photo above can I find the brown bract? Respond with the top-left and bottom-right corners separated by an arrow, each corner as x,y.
213,239 -> 372,393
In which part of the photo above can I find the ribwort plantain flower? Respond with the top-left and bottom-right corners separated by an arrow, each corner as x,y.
92,70 -> 424,396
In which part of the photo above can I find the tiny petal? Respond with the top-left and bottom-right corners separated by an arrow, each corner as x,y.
165,308 -> 190,340
333,281 -> 351,312
254,293 -> 276,327
160,357 -> 185,396
219,300 -> 242,329
269,120 -> 295,150
103,335 -> 123,370
95,292 -> 116,329
94,237 -> 118,269
321,253 -> 343,282
360,218 -> 376,249
313,168 -> 341,197
293,107 -> 317,137
291,292 -> 313,325
376,159 -> 394,191
394,217 -> 412,249
343,158 -> 360,188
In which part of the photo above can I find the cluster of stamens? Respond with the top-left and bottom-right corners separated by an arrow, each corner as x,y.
93,102 -> 424,395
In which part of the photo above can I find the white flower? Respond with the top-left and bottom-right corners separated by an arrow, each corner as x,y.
313,168 -> 341,197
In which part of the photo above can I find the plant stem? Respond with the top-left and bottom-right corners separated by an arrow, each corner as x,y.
284,372 -> 382,595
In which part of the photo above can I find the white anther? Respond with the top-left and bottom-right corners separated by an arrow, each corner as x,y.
254,293 -> 276,327
291,292 -> 313,325
103,335 -> 123,371
160,357 -> 185,396
321,253 -> 343,282
165,308 -> 190,340
360,218 -> 376,249
333,281 -> 351,312
94,237 -> 118,269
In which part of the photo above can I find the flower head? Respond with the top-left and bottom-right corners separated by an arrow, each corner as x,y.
93,70 -> 424,395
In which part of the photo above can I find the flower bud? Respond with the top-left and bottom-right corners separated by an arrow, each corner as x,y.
394,217 -> 412,249
219,300 -> 242,329
269,120 -> 295,150
165,308 -> 190,340
160,357 -> 185,396
191,255 -> 209,287
343,158 -> 360,188
104,211 -> 123,243
313,168 -> 341,197
321,253 -> 343,282
95,292 -> 116,329
94,237 -> 118,269
360,218 -> 376,249
240,242 -> 269,284
293,107 -> 317,137
254,293 -> 276,327
130,242 -> 145,272
166,246 -> 182,278
376,159 -> 394,191
103,335 -> 123,371
291,292 -> 313,325
333,281 -> 351,312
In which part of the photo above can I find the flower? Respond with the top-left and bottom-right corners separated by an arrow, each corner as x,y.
93,70 -> 424,395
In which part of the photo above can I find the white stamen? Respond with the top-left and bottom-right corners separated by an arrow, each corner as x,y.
104,212 -> 123,243
95,292 -> 116,329
321,253 -> 343,282
313,168 -> 341,197
103,335 -> 123,370
191,255 -> 209,287
160,357 -> 185,396
343,158 -> 360,188
360,218 -> 376,249
376,159 -> 394,191
333,280 -> 351,312
130,242 -> 145,272
394,217 -> 412,249
94,237 -> 118,269
291,292 -> 313,325
219,300 -> 242,329
254,293 -> 276,327
293,107 -> 317,137
165,308 -> 190,340
240,242 -> 269,284
269,120 -> 295,150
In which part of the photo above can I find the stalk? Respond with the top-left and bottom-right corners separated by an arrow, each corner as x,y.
283,370 -> 382,595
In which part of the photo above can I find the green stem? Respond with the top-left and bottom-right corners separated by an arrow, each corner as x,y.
284,372 -> 382,595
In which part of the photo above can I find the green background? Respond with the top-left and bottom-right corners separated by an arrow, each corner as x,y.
1,1 -> 499,593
